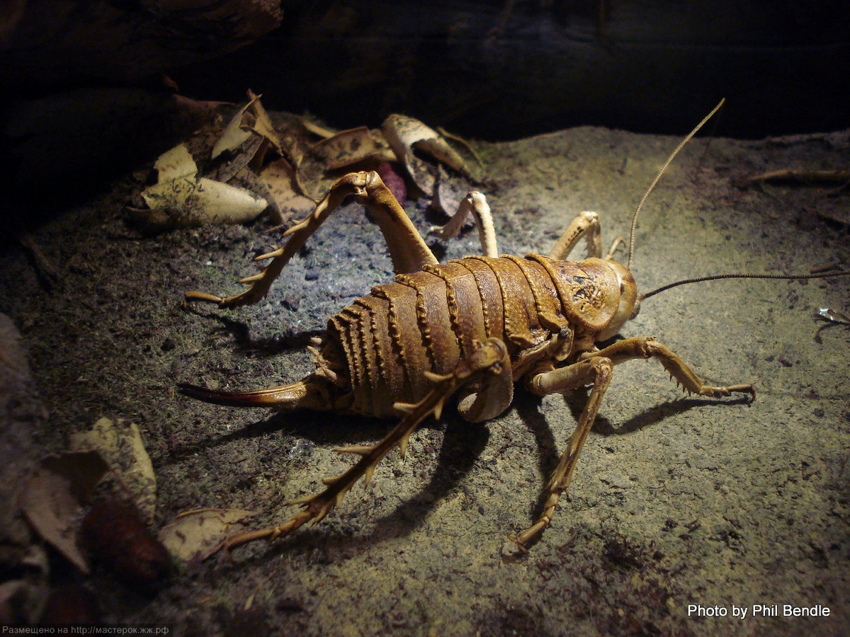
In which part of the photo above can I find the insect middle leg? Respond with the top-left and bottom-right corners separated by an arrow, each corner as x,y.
514,336 -> 755,547
512,354 -> 613,547
583,337 -> 756,400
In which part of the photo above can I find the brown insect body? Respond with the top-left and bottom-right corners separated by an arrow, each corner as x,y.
319,254 -> 632,420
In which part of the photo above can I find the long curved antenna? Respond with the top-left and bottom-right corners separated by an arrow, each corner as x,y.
640,270 -> 850,303
627,99 -> 726,271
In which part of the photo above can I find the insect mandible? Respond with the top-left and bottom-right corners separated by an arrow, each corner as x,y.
181,100 -> 850,555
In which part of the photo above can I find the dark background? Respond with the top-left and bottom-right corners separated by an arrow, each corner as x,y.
172,0 -> 850,140
3,0 -> 849,141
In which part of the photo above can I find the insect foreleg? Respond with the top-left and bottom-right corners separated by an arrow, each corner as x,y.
584,337 -> 756,399
547,211 -> 603,261
513,355 -> 614,548
429,191 -> 499,258
514,335 -> 756,548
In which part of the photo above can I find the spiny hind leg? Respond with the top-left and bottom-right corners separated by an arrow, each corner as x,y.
212,338 -> 511,557
185,171 -> 439,309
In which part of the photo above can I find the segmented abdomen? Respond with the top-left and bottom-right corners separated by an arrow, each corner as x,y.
327,255 -> 617,417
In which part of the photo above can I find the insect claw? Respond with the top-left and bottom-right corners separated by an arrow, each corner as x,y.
433,398 -> 446,421
312,505 -> 332,525
506,535 -> 529,553
184,291 -> 224,304
398,432 -> 413,459
282,220 -> 306,238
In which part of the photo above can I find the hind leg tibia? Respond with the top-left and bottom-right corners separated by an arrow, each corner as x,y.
185,171 -> 438,308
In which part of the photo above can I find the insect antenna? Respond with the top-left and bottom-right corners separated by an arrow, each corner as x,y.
620,99 -> 850,305
640,271 -> 850,303
626,99 -> 726,270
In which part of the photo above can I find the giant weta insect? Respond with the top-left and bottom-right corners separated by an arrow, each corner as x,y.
182,102 -> 849,554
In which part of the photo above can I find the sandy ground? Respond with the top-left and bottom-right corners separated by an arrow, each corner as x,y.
1,116 -> 849,635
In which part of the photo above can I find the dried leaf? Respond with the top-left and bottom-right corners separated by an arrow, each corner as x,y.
244,89 -> 283,157
69,417 -> 156,526
299,116 -> 338,139
209,135 -> 264,183
152,143 -> 197,182
416,138 -> 473,179
311,127 -> 391,171
296,158 -> 338,201
159,508 -> 256,561
259,158 -> 316,223
279,125 -> 306,171
133,136 -> 270,233
212,95 -> 259,159
229,165 -> 283,224
431,165 -> 469,220
19,452 -> 109,573
133,176 -> 268,233
82,499 -> 170,588
212,91 -> 283,177
295,129 -> 392,200
382,115 -> 436,196
437,125 -> 486,173
382,114 -> 473,196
